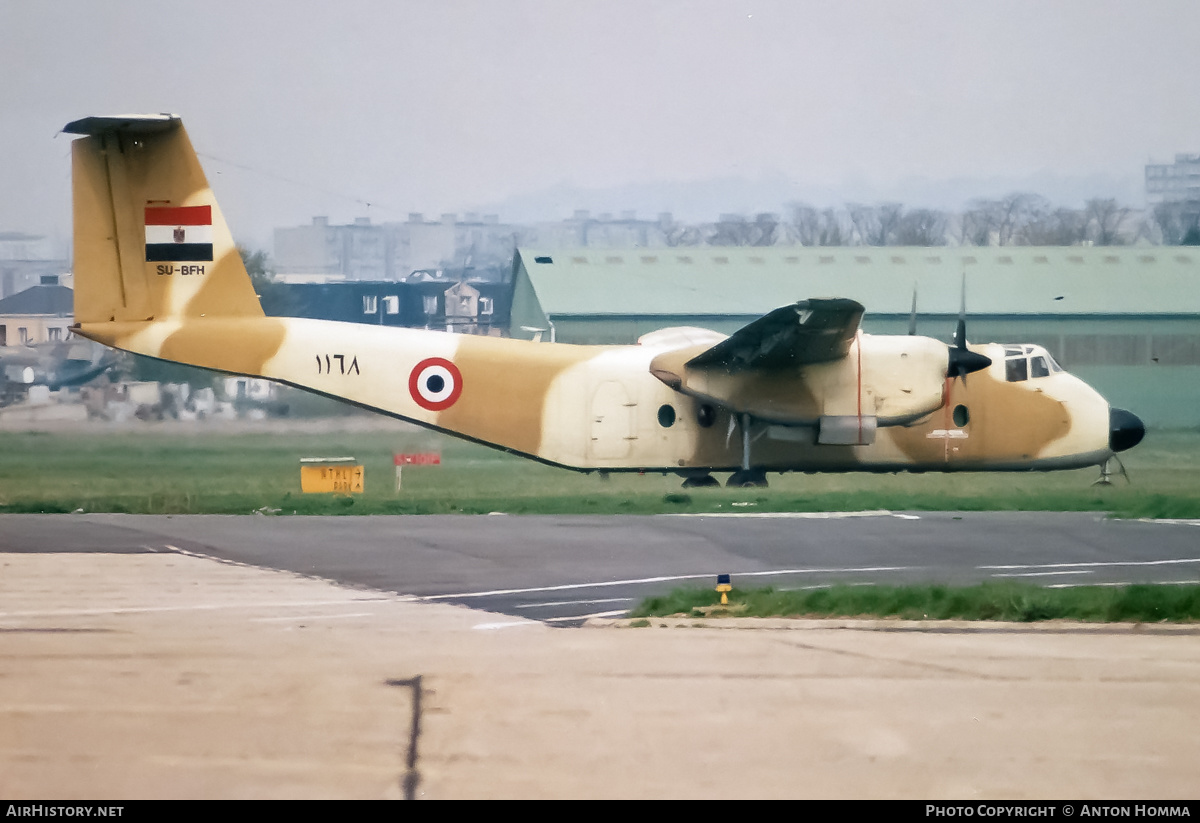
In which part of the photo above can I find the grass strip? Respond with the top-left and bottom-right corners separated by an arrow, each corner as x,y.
1,427 -> 1199,517
631,581 -> 1200,623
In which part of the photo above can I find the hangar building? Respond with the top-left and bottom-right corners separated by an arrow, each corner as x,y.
510,247 -> 1200,427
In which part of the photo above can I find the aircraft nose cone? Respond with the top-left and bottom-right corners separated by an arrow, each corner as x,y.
1109,407 -> 1145,453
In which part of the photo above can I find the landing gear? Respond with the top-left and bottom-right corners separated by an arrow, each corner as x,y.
1092,456 -> 1130,486
681,474 -> 721,488
727,469 -> 768,488
727,413 -> 769,487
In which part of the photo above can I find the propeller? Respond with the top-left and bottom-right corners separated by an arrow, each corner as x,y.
946,273 -> 991,382
908,283 -> 918,336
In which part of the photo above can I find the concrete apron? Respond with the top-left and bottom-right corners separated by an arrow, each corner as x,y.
3,552 -> 1200,800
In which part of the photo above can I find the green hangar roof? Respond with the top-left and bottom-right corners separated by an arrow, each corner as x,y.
513,246 -> 1200,319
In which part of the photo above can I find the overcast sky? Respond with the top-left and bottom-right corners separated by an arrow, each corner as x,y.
3,0 -> 1200,250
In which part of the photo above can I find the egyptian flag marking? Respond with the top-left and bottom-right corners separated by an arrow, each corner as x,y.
145,205 -> 213,262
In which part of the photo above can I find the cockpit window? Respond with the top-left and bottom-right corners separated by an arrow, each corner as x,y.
1006,357 -> 1029,382
1005,345 -> 1064,382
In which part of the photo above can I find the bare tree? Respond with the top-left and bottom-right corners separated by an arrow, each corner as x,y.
818,208 -> 850,246
706,212 -> 779,246
787,204 -> 850,246
750,212 -> 779,246
1084,198 -> 1132,246
892,209 -> 948,246
847,202 -> 904,246
1150,201 -> 1200,246
707,214 -> 751,246
1017,205 -> 1087,246
959,193 -> 1044,246
955,205 -> 994,246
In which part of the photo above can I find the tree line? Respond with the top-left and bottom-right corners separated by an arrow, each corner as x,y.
663,194 -> 1200,247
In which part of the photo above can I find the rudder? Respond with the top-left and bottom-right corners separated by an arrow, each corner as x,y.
64,114 -> 263,324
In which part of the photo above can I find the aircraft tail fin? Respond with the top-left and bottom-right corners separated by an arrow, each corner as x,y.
64,114 -> 263,324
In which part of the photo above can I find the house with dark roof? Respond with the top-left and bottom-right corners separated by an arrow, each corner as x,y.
0,276 -> 75,347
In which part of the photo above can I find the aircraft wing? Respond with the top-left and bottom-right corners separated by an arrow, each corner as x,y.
685,298 -> 864,372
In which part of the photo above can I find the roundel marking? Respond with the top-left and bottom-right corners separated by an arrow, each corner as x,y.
409,357 -> 463,411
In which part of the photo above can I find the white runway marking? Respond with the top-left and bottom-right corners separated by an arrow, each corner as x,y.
981,558 -> 1200,571
666,510 -> 917,520
0,598 -> 394,619
472,620 -> 537,631
989,570 -> 1093,578
1047,580 -> 1197,589
421,566 -> 911,602
515,597 -> 636,609
544,610 -> 629,622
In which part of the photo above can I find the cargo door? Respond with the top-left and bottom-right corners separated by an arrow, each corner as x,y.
589,380 -> 636,460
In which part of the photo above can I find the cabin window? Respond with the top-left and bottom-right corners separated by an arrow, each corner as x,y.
952,405 -> 970,427
1030,356 -> 1051,378
696,404 -> 716,428
657,404 -> 676,428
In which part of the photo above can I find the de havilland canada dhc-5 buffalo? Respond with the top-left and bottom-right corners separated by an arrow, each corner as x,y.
61,114 -> 1145,487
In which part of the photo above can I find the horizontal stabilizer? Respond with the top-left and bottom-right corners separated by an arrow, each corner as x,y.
63,114 -> 180,136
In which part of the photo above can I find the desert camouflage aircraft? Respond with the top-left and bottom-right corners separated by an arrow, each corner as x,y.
62,114 -> 1144,486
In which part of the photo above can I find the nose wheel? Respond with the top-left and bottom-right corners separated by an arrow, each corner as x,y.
1093,456 -> 1130,486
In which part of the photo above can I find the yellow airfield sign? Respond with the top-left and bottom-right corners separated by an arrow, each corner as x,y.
300,457 -> 364,494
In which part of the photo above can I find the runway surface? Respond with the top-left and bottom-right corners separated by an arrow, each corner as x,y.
3,511 -> 1199,624
6,511 -> 1200,798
